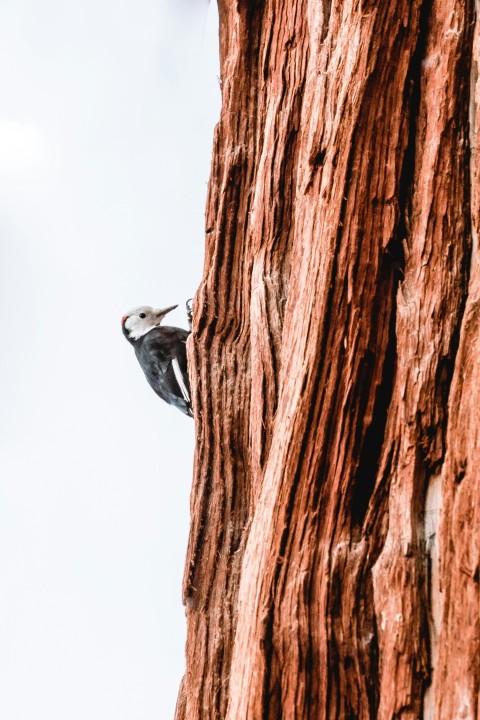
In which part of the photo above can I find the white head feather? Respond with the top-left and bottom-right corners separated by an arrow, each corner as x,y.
122,304 -> 177,340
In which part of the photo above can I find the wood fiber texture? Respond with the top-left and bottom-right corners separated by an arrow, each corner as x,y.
176,1 -> 479,718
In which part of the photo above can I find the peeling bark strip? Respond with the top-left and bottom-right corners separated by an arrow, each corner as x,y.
176,1 -> 479,719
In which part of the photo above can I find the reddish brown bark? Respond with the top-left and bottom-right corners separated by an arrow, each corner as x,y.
176,1 -> 479,719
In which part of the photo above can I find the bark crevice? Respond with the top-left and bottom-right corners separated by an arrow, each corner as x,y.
350,280 -> 397,533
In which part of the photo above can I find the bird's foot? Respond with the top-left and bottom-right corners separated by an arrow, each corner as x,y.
186,298 -> 194,329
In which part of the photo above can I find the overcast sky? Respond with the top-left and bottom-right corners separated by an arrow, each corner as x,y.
0,1 -> 220,718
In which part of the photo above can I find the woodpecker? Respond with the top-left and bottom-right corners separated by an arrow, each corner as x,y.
121,304 -> 193,417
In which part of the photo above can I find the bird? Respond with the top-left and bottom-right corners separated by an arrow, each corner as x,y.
121,303 -> 193,417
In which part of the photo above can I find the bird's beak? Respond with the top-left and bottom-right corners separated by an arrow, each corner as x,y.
156,304 -> 178,319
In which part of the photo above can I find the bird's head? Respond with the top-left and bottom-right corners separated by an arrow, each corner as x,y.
121,304 -> 178,343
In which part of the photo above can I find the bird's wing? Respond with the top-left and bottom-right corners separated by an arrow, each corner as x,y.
172,356 -> 191,405
138,326 -> 193,416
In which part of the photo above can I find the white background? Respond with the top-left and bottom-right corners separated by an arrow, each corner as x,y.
0,1 -> 220,717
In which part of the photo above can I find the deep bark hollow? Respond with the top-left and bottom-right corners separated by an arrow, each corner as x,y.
176,1 -> 480,718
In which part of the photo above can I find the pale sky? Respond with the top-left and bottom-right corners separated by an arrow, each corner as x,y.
0,1 -> 220,718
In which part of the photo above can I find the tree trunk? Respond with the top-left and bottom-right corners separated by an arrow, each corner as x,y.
176,1 -> 479,718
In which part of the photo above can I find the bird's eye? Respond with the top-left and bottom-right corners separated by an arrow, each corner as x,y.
139,313 -> 146,319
